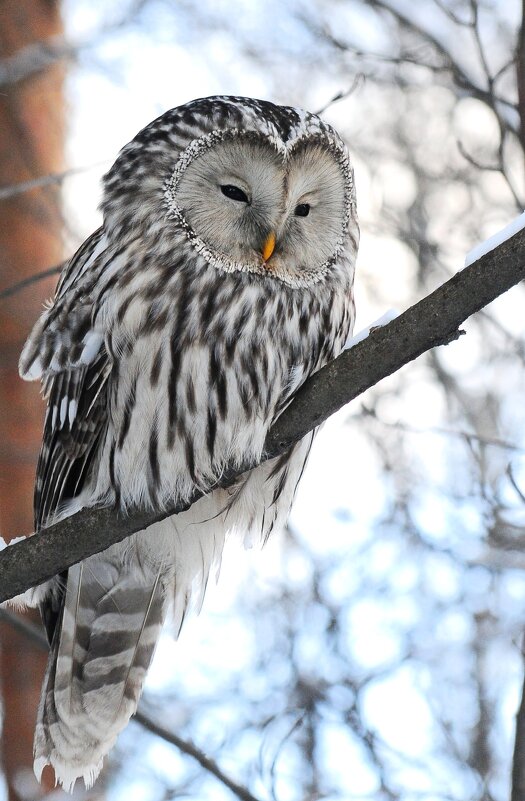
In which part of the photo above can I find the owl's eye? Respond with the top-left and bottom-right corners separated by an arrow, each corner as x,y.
221,184 -> 249,203
294,203 -> 310,217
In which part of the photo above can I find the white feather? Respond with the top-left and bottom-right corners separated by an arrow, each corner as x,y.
25,355 -> 43,380
68,399 -> 78,426
80,331 -> 104,365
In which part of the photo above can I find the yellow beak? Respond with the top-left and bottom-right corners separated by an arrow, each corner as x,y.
262,232 -> 276,262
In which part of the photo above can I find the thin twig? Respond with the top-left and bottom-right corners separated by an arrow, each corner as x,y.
517,0 -> 525,163
432,0 -> 474,27
359,405 -> 525,453
470,0 -> 493,90
315,74 -> 364,115
134,712 -> 263,801
0,607 -> 263,801
512,632 -> 525,801
0,2 -> 151,89
0,36 -> 76,87
507,463 -> 525,505
269,714 -> 304,801
0,163 -> 108,201
0,607 -> 47,649
0,264 -> 62,300
457,140 -> 500,172
366,0 -> 518,120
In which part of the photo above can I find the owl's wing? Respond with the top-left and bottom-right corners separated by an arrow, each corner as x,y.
35,352 -> 110,529
20,227 -> 111,527
20,229 -> 111,639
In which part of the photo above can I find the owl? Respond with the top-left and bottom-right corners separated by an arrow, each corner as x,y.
19,96 -> 358,790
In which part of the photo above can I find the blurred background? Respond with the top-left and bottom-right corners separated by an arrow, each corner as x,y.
0,1 -> 524,799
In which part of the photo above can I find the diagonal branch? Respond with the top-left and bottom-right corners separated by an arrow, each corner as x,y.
133,711 -> 262,801
0,163 -> 108,201
0,36 -> 75,88
0,264 -> 62,300
0,227 -> 524,604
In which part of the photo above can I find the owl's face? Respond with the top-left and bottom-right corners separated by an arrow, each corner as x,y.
167,134 -> 348,284
103,97 -> 358,288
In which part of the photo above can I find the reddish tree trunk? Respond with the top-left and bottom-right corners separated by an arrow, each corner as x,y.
0,1 -> 64,797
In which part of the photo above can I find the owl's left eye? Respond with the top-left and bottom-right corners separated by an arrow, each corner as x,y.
295,203 -> 310,217
221,185 -> 249,203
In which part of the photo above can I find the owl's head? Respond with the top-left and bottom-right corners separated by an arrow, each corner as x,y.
103,97 -> 358,288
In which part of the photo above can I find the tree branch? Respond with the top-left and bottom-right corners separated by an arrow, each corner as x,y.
0,227 -> 524,604
0,36 -> 75,88
0,3 -> 151,89
0,608 -> 262,801
365,0 -> 518,126
517,0 -> 525,160
133,711 -> 262,801
512,632 -> 525,801
0,264 -> 61,300
0,163 -> 107,201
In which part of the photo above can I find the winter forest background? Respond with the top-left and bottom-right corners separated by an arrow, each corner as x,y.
1,1 -> 524,800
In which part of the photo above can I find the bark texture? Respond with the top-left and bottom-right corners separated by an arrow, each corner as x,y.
0,1 -> 64,797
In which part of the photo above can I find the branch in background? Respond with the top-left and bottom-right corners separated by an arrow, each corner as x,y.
0,265 -> 62,301
517,0 -> 525,160
507,463 -> 525,505
0,226 -> 524,602
431,0 -> 474,27
0,2 -> 150,89
133,712 -> 262,801
0,36 -> 76,88
315,74 -> 365,115
366,0 -> 518,120
512,632 -> 525,801
456,139 -> 501,172
0,163 -> 108,201
358,404 -> 525,453
0,609 -> 262,801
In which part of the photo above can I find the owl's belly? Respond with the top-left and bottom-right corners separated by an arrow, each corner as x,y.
82,328 -> 314,608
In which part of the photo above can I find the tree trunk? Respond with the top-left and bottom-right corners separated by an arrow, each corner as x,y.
0,1 -> 64,797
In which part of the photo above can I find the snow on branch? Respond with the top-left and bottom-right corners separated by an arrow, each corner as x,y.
1,226 -> 524,604
465,212 -> 525,265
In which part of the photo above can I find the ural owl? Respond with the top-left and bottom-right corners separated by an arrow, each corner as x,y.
19,96 -> 359,790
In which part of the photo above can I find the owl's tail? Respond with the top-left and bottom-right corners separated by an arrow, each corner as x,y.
34,558 -> 166,792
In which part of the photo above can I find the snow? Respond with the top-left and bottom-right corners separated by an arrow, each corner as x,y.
0,535 -> 26,551
344,308 -> 399,350
465,211 -> 525,266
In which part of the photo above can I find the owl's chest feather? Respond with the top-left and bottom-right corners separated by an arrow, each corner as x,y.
99,266 -> 352,508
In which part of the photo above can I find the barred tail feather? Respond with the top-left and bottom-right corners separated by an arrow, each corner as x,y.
34,555 -> 166,791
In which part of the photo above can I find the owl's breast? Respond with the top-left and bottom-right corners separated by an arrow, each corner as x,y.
93,263 -> 353,510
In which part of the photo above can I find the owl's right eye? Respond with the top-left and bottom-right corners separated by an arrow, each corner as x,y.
220,184 -> 249,203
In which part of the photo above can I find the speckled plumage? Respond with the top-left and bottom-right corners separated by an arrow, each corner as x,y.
19,96 -> 358,790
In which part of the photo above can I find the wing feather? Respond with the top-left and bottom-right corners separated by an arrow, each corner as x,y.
35,352 -> 110,529
20,229 -> 113,646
